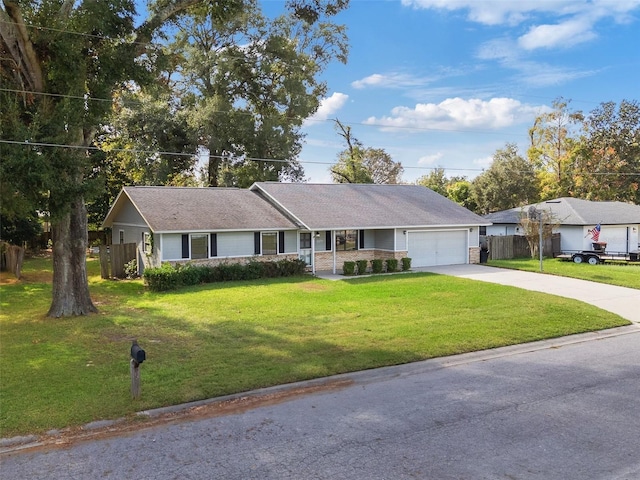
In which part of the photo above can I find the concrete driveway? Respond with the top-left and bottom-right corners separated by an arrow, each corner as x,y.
416,264 -> 640,323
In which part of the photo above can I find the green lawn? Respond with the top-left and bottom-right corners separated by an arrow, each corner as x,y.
0,254 -> 630,438
488,258 -> 640,289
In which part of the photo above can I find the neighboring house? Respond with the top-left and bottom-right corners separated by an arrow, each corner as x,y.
484,198 -> 640,254
102,182 -> 490,275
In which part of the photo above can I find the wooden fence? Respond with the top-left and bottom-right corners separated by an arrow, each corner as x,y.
484,234 -> 560,260
0,242 -> 25,279
99,243 -> 137,279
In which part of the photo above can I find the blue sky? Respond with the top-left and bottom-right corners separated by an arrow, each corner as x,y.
262,0 -> 640,183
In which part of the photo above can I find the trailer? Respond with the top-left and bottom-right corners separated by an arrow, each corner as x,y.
556,242 -> 640,265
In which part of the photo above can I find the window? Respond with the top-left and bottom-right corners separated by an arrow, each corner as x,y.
143,232 -> 152,255
262,232 -> 277,256
335,230 -> 358,251
119,230 -> 125,244
479,226 -> 487,236
300,232 -> 311,249
191,234 -> 208,259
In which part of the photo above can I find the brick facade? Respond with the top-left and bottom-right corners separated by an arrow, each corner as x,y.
468,246 -> 480,264
168,254 -> 300,268
315,249 -> 408,273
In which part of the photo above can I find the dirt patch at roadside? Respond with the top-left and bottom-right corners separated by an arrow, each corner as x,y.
2,378 -> 354,455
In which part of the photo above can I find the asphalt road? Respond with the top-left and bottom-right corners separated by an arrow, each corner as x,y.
2,327 -> 640,480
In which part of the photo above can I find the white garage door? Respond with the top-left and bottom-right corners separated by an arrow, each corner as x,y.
408,230 -> 468,267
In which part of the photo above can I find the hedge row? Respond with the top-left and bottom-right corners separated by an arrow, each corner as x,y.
343,257 -> 411,276
144,258 -> 307,292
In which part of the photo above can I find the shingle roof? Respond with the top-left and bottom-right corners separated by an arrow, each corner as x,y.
484,197 -> 640,225
252,182 -> 488,229
103,186 -> 299,232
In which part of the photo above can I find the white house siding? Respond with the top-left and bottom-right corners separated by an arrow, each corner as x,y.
591,225 -> 639,253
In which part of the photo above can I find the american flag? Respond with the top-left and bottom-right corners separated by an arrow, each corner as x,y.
589,224 -> 601,242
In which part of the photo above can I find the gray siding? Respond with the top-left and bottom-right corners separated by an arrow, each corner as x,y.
161,233 -> 183,261
374,229 -> 395,250
117,202 -> 146,225
284,231 -> 298,254
395,229 -> 407,251
111,223 -> 147,246
362,230 -> 375,249
218,232 -> 254,257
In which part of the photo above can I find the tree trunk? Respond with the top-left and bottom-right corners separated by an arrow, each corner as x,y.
47,195 -> 97,317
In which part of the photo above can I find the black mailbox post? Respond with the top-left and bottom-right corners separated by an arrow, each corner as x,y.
131,341 -> 146,365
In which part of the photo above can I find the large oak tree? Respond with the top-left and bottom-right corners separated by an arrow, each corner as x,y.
0,0 -> 347,317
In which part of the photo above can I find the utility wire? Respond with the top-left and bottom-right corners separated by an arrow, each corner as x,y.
1,138 -> 638,175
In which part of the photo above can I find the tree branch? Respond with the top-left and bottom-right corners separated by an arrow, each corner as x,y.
0,1 -> 43,91
134,0 -> 201,53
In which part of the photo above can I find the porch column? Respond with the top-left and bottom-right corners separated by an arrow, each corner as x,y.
311,232 -> 316,275
332,230 -> 337,275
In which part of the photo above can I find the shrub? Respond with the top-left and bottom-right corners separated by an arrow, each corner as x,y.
343,261 -> 356,276
144,263 -> 179,291
144,259 -> 309,292
371,259 -> 383,274
277,258 -> 307,276
356,259 -> 369,275
385,258 -> 398,273
401,257 -> 412,271
124,259 -> 138,279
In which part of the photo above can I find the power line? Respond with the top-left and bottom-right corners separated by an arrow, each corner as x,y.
1,138 -> 637,176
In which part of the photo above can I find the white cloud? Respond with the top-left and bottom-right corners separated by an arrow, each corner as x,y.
401,0 -> 576,26
404,0 -> 640,49
476,37 -> 598,87
351,72 -> 436,90
518,18 -> 597,50
418,152 -> 443,165
304,92 -> 349,126
364,97 -> 542,131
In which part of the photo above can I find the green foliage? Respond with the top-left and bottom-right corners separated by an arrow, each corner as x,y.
144,259 -> 307,291
0,213 -> 43,245
471,143 -> 539,214
527,97 -> 583,200
401,257 -> 412,271
572,99 -> 640,204
330,120 -> 403,184
385,258 -> 398,272
123,259 -> 138,279
168,2 -> 349,187
343,261 -> 356,275
370,259 -> 383,274
416,168 -> 449,196
356,259 -> 369,274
